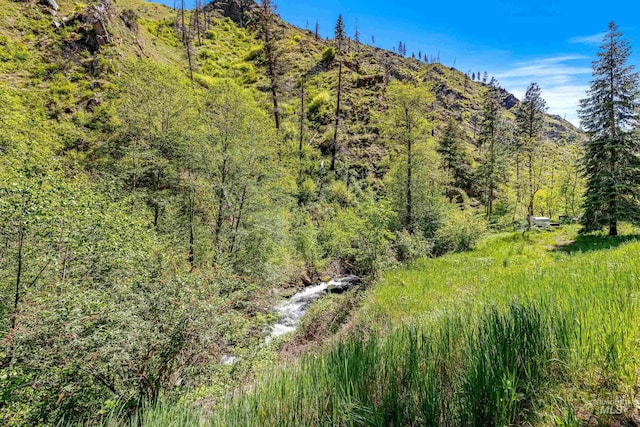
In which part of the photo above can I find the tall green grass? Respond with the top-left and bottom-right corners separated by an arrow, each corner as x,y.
117,227 -> 640,425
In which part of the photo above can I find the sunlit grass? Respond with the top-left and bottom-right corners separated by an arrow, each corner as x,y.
122,225 -> 640,426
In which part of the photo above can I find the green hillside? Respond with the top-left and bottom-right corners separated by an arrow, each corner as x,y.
0,0 -> 604,425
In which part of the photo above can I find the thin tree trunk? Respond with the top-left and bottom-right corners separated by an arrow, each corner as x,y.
406,135 -> 413,231
10,225 -> 24,336
299,74 -> 305,159
188,186 -> 195,269
271,86 -> 280,130
194,0 -> 201,45
513,153 -> 521,222
331,60 -> 343,171
213,159 -> 227,260
528,151 -> 534,219
185,35 -> 194,81
229,184 -> 247,258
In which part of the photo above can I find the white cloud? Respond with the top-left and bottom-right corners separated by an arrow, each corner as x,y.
494,56 -> 592,127
569,32 -> 606,45
495,56 -> 591,80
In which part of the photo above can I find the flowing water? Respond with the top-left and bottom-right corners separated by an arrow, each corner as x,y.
269,275 -> 360,340
221,275 -> 359,362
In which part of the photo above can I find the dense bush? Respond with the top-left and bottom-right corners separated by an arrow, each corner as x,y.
432,206 -> 487,256
394,229 -> 433,261
321,46 -> 335,64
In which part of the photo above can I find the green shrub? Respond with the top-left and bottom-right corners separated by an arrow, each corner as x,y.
327,180 -> 354,207
192,72 -> 217,89
319,201 -> 397,275
321,46 -> 335,64
296,177 -> 316,205
199,50 -> 216,60
245,45 -> 263,61
293,214 -> 321,270
307,90 -> 332,123
433,207 -> 487,256
394,229 -> 433,262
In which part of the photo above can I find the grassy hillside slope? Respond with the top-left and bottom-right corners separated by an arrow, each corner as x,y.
133,227 -> 640,426
0,0 -> 581,179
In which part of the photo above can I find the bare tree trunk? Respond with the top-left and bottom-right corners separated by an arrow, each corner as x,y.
194,0 -> 201,45
10,225 -> 24,337
331,60 -> 342,171
512,154 -> 521,222
406,131 -> 413,232
527,151 -> 534,219
213,159 -> 227,261
270,83 -> 280,130
181,0 -> 185,35
299,74 -> 305,159
188,186 -> 195,269
229,184 -> 247,258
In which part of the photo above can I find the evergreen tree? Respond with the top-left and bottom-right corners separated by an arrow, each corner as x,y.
334,14 -> 345,53
515,82 -> 548,221
579,22 -> 640,236
477,79 -> 507,218
438,118 -> 474,200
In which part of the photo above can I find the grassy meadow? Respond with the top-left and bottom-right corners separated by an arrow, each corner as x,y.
110,225 -> 640,426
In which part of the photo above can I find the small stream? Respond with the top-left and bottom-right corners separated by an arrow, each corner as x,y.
220,275 -> 359,363
269,275 -> 360,340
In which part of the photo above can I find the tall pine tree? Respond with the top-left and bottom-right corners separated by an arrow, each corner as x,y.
438,118 -> 474,201
579,22 -> 640,236
477,79 -> 508,219
515,82 -> 548,221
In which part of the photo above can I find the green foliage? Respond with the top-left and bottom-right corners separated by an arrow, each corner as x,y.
579,22 -> 640,236
438,118 -> 474,199
432,206 -> 487,256
318,201 -> 397,275
0,1 -> 594,424
307,90 -> 332,123
321,46 -> 335,64
394,229 -> 433,261
0,172 -> 226,425
177,227 -> 640,426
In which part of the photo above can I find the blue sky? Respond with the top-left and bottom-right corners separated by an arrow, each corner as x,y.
152,0 -> 640,127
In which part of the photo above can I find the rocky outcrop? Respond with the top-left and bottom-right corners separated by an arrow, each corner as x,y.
39,0 -> 58,14
326,275 -> 360,294
207,0 -> 256,28
61,0 -> 113,53
501,93 -> 519,110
